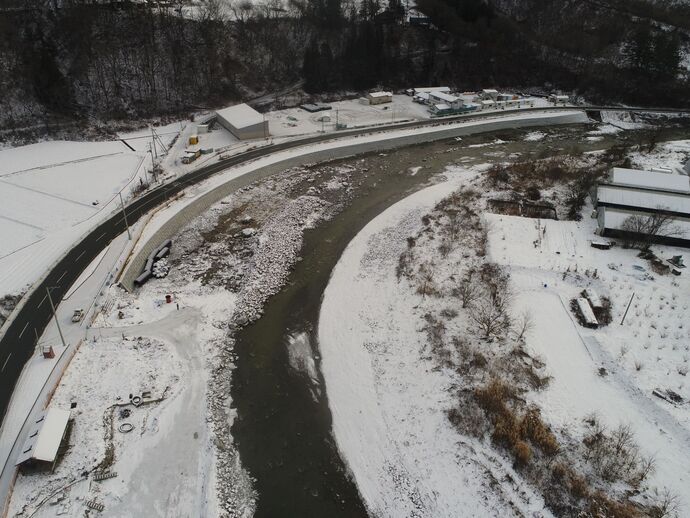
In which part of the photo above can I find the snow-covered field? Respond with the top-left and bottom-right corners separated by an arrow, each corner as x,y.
4,109 -> 688,517
319,169 -> 553,517
319,139 -> 690,517
487,212 -> 690,509
0,129 -> 182,299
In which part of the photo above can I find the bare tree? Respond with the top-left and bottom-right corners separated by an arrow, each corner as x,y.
512,310 -> 534,342
620,209 -> 685,250
453,274 -> 481,308
469,294 -> 512,339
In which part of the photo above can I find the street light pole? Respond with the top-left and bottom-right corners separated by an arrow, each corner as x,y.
46,287 -> 67,350
118,192 -> 132,240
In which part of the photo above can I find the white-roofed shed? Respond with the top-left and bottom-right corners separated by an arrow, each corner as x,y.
584,288 -> 603,309
215,103 -> 269,140
16,408 -> 71,468
576,298 -> 599,328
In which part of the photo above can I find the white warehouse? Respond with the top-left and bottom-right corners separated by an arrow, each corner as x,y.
215,103 -> 269,140
595,167 -> 690,247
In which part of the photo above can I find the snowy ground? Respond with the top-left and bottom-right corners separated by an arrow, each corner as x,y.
487,211 -> 690,510
318,138 -> 690,517
319,169 -> 553,517
0,130 -> 180,299
265,94 -> 550,137
5,158 -> 364,517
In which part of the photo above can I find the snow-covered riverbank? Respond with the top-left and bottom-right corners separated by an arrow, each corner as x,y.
319,168 -> 552,517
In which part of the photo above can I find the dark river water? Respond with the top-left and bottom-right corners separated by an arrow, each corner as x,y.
228,123 -> 690,517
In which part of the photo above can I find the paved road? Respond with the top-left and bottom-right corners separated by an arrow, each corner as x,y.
0,104 -> 687,425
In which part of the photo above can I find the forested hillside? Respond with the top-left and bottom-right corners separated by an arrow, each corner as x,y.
0,0 -> 688,134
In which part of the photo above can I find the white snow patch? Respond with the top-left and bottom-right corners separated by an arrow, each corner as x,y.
524,131 -> 546,141
319,167 -> 552,518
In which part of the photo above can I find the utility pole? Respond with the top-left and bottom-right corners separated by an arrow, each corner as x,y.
150,127 -> 158,159
118,192 -> 132,240
46,287 -> 67,350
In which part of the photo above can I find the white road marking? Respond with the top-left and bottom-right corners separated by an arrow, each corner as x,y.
18,322 -> 29,339
1,353 -> 11,372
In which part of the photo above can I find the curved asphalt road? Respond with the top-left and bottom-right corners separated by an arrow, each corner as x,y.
0,104 -> 688,425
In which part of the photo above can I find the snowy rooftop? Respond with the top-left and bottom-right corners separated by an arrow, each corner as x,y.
610,167 -> 690,193
216,103 -> 264,129
597,184 -> 690,215
412,86 -> 450,94
16,408 -> 70,465
429,91 -> 457,103
482,89 -> 498,94
576,298 -> 598,326
368,91 -> 393,98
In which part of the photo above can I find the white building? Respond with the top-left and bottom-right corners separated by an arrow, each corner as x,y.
596,167 -> 690,247
216,103 -> 269,140
427,92 -> 465,112
406,86 -> 451,96
480,89 -> 499,100
367,91 -> 393,105
16,408 -> 71,469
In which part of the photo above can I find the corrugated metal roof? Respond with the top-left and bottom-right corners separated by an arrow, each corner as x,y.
429,92 -> 457,103
16,408 -> 70,465
597,185 -> 690,215
216,104 -> 264,129
611,167 -> 690,193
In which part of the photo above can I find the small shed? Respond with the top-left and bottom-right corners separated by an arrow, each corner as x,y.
584,289 -> 603,310
216,103 -> 269,140
481,89 -> 499,100
367,91 -> 393,105
300,103 -> 332,113
576,298 -> 599,328
16,408 -> 71,470
590,239 -> 611,250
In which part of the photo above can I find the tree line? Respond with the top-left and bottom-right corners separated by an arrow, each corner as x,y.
0,0 -> 688,131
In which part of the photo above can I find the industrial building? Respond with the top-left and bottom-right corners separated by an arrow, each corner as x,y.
595,167 -> 690,247
16,408 -> 71,470
367,91 -> 393,105
215,103 -> 269,140
406,86 -> 451,96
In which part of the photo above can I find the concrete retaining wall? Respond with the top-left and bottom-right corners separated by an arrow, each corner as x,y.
120,111 -> 588,290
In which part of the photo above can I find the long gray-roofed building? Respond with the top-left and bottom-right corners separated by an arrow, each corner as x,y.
595,167 -> 690,247
215,103 -> 269,140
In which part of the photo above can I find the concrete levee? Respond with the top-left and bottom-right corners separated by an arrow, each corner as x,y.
120,110 -> 588,290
